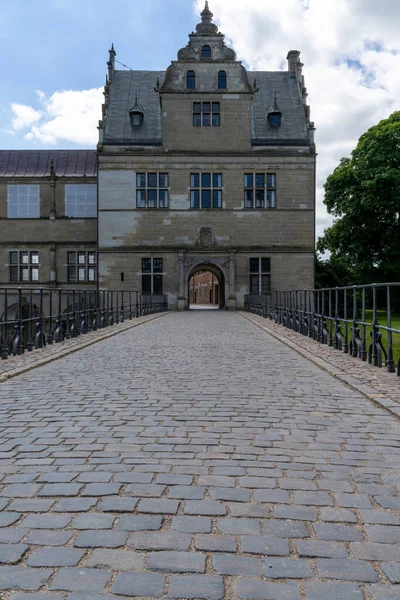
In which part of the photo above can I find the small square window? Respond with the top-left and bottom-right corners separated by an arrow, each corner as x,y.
203,113 -> 211,126
202,173 -> 211,188
153,258 -> 163,273
148,190 -> 158,208
244,174 -> 253,188
78,252 -> 86,264
191,174 -> 200,188
88,253 -> 96,265
137,174 -> 146,188
159,173 -> 169,188
10,252 -> 18,265
147,174 -> 158,188
255,174 -> 265,188
202,190 -> 211,209
21,252 -> 29,264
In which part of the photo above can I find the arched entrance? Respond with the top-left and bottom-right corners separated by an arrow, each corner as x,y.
187,263 -> 225,309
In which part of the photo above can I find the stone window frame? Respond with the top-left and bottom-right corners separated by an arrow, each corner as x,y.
193,102 -> 220,127
136,173 -> 169,209
142,258 -> 163,295
9,250 -> 39,283
244,173 -> 276,209
250,258 -> 271,294
65,184 -> 97,218
190,173 -> 223,209
68,251 -> 97,283
7,185 -> 40,219
187,70 -> 196,89
218,70 -> 227,89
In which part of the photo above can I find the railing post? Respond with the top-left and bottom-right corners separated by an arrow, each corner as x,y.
48,289 -> 54,344
34,288 -> 45,349
13,288 -> 24,356
1,289 -> 8,359
343,288 -> 348,353
387,284 -> 395,373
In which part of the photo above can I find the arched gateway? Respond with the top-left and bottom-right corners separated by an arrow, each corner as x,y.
178,255 -> 235,310
188,263 -> 225,309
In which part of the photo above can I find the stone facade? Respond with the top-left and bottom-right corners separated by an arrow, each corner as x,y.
97,2 -> 316,309
0,151 -> 97,294
0,2 -> 316,311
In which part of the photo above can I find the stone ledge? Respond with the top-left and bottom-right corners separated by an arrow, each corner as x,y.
0,312 -> 170,383
239,311 -> 400,421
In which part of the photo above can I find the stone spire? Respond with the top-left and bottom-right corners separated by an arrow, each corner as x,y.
108,43 -> 116,81
196,1 -> 218,35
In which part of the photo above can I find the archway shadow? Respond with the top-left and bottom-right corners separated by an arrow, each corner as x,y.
188,263 -> 225,310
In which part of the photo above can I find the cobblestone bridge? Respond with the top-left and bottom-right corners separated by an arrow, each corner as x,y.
0,311 -> 400,600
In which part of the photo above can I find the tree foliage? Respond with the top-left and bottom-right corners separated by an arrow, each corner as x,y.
317,111 -> 400,283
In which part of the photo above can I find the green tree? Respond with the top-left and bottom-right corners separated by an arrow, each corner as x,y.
315,255 -> 354,289
317,111 -> 400,283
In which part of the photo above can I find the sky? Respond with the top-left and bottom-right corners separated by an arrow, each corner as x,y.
1,0 -> 400,239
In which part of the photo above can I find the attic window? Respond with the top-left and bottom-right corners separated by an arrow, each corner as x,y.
202,45 -> 211,58
268,114 -> 281,127
187,70 -> 196,89
131,113 -> 142,127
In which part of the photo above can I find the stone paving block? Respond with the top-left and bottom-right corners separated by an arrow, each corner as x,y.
253,490 -> 291,504
313,523 -> 363,542
148,551 -> 206,573
13,595 -> 64,600
85,549 -> 145,571
168,486 -> 206,500
8,499 -> 54,512
359,509 -> 400,525
0,528 -> 29,543
336,493 -> 372,509
233,578 -> 301,600
116,514 -> 163,531
112,572 -> 165,597
124,483 -> 166,497
28,548 -> 84,567
38,484 -> 83,497
128,531 -> 191,551
50,568 -> 111,593
194,534 -> 237,553
26,530 -> 74,546
217,518 -> 260,535
304,581 -> 365,600
365,525 -> 400,544
0,484 -> 40,498
239,477 -> 277,489
374,496 -> 400,510
171,516 -> 211,533
0,566 -> 53,590
213,553 -> 259,576
184,500 -> 226,516
351,542 -> 400,561
20,513 -> 73,529
0,544 -> 29,565
98,497 -> 138,512
316,558 -> 379,582
262,557 -> 313,578
52,498 -> 98,512
273,505 -> 316,521
296,540 -> 348,558
319,507 -> 358,523
138,499 -> 180,514
0,513 -> 21,527
367,584 -> 400,599
167,575 -> 224,600
156,473 -> 193,485
381,563 -> 400,584
263,520 -> 309,538
294,491 -> 334,506
74,530 -> 128,548
37,473 -> 78,483
72,514 -> 116,530
82,483 -> 122,496
241,535 -> 290,556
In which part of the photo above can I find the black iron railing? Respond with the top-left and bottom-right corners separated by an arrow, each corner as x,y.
0,288 -> 168,360
244,283 -> 400,376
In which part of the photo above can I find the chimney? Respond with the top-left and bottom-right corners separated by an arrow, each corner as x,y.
287,50 -> 301,79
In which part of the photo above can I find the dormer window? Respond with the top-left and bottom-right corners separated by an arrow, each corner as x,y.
218,70 -> 227,90
267,95 -> 282,128
187,70 -> 196,89
129,94 -> 145,127
201,45 -> 212,58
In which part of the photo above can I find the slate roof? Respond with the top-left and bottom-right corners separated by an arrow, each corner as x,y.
0,150 -> 97,178
104,71 -> 165,146
103,69 -> 309,147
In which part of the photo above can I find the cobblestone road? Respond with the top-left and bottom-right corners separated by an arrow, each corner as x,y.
0,311 -> 400,600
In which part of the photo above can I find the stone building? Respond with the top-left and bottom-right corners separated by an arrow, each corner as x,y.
0,2 -> 316,311
0,150 -> 97,292
189,271 -> 219,306
97,2 -> 316,309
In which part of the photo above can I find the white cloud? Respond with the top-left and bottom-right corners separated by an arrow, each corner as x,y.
195,0 -> 400,239
11,104 -> 41,131
10,87 -> 103,146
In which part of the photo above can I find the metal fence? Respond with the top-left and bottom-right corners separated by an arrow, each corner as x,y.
244,283 -> 400,377
1,288 -> 168,360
